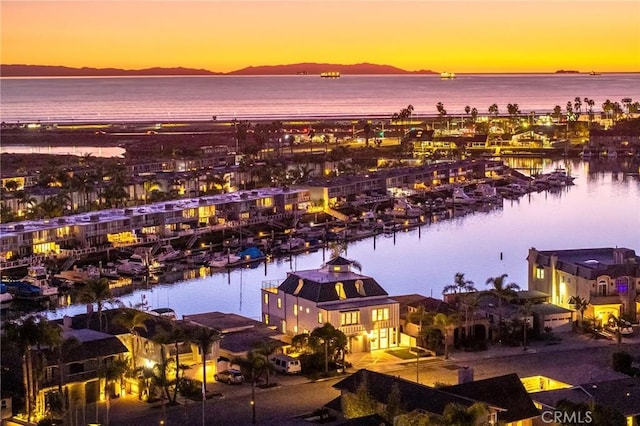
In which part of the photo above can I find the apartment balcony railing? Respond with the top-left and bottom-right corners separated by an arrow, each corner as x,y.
339,324 -> 366,335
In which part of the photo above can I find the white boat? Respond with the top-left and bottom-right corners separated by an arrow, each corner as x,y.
278,237 -> 306,254
446,187 -> 476,205
320,71 -> 340,79
156,245 -> 183,263
24,265 -> 58,296
208,252 -> 241,268
498,183 -> 528,198
440,71 -> 456,79
472,184 -> 501,203
116,254 -> 148,276
390,198 -> 422,218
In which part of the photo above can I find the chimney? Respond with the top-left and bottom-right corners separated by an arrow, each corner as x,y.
458,366 -> 474,384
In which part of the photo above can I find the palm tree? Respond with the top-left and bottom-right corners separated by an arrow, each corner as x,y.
97,358 -> 129,426
568,295 -> 588,329
436,102 -> 447,131
574,97 -> 582,116
51,334 -> 81,421
488,103 -> 499,119
115,309 -> 149,370
405,305 -> 433,348
80,277 -> 118,332
442,272 -> 477,295
485,274 -> 520,339
233,350 -> 271,424
251,340 -> 280,386
187,325 -> 220,404
310,323 -> 347,375
4,315 -> 60,422
361,120 -> 372,147
430,313 -> 458,359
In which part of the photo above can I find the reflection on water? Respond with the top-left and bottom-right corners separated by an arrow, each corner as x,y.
1,145 -> 125,157
36,159 -> 640,322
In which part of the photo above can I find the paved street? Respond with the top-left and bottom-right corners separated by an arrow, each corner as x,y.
101,331 -> 639,426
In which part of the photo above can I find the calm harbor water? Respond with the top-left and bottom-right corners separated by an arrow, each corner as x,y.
45,158 -> 640,322
2,74 -> 639,122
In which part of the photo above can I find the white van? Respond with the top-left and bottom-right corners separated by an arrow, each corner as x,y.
270,354 -> 302,375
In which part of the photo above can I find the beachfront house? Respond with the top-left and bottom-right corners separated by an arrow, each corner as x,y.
261,257 -> 400,353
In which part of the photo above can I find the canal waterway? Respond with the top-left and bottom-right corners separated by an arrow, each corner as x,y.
42,158 -> 640,322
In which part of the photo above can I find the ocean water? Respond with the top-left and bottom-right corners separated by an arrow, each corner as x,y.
1,74 -> 639,122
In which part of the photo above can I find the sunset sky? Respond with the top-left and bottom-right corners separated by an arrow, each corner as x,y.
1,0 -> 639,73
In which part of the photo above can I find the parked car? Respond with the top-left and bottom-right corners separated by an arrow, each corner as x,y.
214,369 -> 244,385
607,317 -> 634,335
269,354 -> 301,375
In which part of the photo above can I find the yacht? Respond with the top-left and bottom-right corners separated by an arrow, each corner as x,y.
440,71 -> 456,79
446,187 -> 476,205
390,198 -> 422,219
23,265 -> 58,296
208,252 -> 241,268
320,71 -> 340,79
116,254 -> 148,276
156,245 -> 183,263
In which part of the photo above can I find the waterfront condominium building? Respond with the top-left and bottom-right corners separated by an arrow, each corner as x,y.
527,247 -> 640,322
261,257 -> 400,352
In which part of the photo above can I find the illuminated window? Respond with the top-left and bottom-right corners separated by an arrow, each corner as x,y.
335,282 -> 346,299
341,311 -> 359,326
277,298 -> 282,309
293,304 -> 298,316
263,293 -> 269,304
597,280 -> 607,296
294,279 -> 304,295
305,308 -> 309,314
536,267 -> 544,279
355,280 -> 366,296
293,325 -> 298,333
372,308 -> 389,322
318,312 -> 323,323
264,314 -> 269,325
281,320 -> 286,333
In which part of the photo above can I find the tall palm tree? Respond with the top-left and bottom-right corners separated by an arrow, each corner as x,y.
97,358 -> 129,426
251,340 -> 280,386
310,323 -> 347,375
51,334 -> 81,421
442,272 -> 477,295
574,97 -> 582,116
115,309 -> 149,370
568,295 -> 588,329
233,350 -> 270,424
187,325 -> 220,403
430,312 -> 458,359
405,305 -> 433,348
485,274 -> 520,339
80,277 -> 118,332
4,316 -> 60,422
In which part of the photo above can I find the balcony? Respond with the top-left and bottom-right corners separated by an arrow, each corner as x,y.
339,324 -> 365,335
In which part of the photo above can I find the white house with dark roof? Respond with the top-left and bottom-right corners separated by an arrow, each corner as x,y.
261,257 -> 400,352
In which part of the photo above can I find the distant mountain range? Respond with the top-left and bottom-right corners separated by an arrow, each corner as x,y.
1,63 -> 436,77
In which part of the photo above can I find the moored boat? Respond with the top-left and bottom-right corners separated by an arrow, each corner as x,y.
23,265 -> 58,296
208,252 -> 242,268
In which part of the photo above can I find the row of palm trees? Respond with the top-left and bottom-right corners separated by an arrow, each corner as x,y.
406,273 -> 523,357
